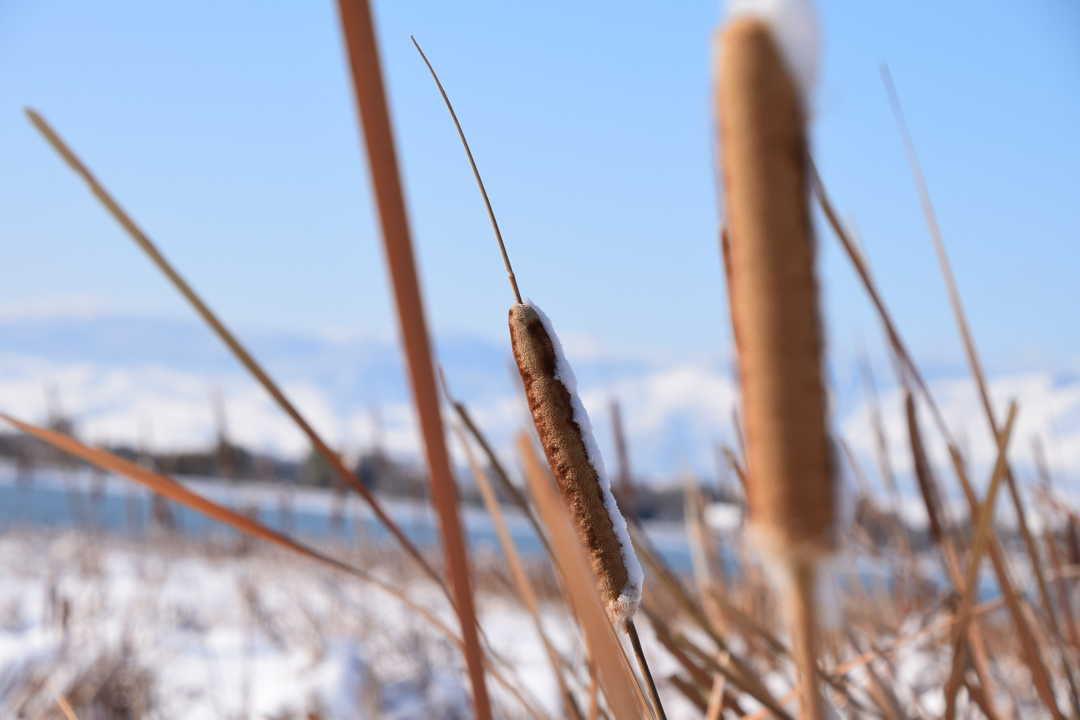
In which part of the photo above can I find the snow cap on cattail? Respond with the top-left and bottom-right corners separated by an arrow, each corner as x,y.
715,0 -> 836,559
509,300 -> 643,628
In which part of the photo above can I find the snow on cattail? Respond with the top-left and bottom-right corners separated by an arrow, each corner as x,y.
509,300 -> 643,629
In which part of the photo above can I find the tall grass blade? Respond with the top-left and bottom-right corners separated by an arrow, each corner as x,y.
0,412 -> 463,647
814,163 -> 1066,718
334,0 -> 491,715
24,109 -> 441,589
453,422 -> 582,720
518,434 -> 649,720
943,402 -> 1017,719
882,68 -> 1077,715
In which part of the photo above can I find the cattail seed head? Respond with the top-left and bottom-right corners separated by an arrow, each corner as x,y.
716,16 -> 835,557
509,300 -> 643,628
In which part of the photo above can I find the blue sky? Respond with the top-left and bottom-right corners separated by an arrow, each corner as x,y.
1,0 -> 1079,378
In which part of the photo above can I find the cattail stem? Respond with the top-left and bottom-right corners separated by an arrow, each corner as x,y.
335,2 -> 492,716
627,619 -> 668,720
790,560 -> 824,720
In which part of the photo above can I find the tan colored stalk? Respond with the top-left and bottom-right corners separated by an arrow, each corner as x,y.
518,434 -> 649,720
943,402 -> 1017,719
905,385 -> 1002,712
333,2 -> 491,715
878,65 -> 1076,716
813,168 -> 1067,717
411,36 -> 645,635
882,62 -> 1071,669
716,16 -> 833,719
453,422 -> 583,720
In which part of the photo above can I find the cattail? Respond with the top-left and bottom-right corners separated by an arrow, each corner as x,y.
715,2 -> 831,716
716,6 -> 833,559
509,300 -> 644,629
412,40 -> 661,717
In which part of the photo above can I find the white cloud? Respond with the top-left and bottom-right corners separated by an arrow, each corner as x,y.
840,372 -> 1080,497
3,336 -> 1078,491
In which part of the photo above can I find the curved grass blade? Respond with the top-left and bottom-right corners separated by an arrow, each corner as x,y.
24,108 -> 442,590
518,433 -> 649,720
0,411 -> 461,645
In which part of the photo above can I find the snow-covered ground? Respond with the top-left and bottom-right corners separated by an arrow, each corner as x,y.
0,523 -> 1058,717
0,529 -> 707,719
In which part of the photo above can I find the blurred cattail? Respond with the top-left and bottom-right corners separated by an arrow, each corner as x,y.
509,301 -> 643,629
715,1 -> 831,716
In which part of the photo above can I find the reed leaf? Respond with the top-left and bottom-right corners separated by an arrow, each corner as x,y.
518,433 -> 649,720
334,0 -> 491,714
24,108 -> 441,591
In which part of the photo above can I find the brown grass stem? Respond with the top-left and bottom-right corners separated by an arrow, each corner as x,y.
518,434 -> 649,720
0,412 -> 465,651
23,109 -> 442,590
942,402 -> 1016,719
881,68 -> 1077,714
883,61 -> 1068,650
45,682 -> 79,720
453,421 -> 583,720
627,619 -> 668,720
815,164 -> 1066,715
411,36 -> 522,305
334,2 -> 491,715
438,365 -> 552,556
790,560 -> 824,720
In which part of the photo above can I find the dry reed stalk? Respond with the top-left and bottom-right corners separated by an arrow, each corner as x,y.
948,447 -> 1064,719
813,165 -> 1068,718
410,37 -> 646,644
1033,442 -> 1080,648
23,110 -> 442,589
517,434 -> 650,720
45,682 -> 79,720
410,37 -> 658,716
0,412 -> 465,646
904,386 -> 1003,711
715,15 -> 833,719
943,403 -> 1017,719
333,2 -> 490,715
453,422 -> 584,720
683,477 -> 727,634
439,367 -> 552,555
704,664 -> 727,720
634,558 -> 793,717
609,400 -> 637,509
881,70 -> 1074,704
